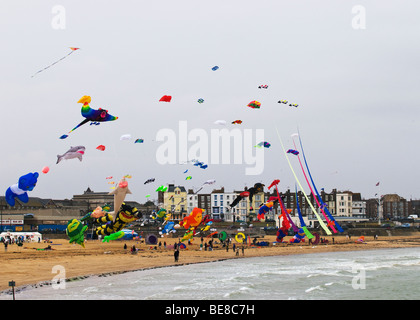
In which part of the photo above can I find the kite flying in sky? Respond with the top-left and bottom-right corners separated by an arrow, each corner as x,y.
31,47 -> 79,78
159,95 -> 172,102
60,96 -> 118,139
247,101 -> 261,109
287,149 -> 299,155
255,141 -> 271,148
144,178 -> 155,184
57,146 -> 85,164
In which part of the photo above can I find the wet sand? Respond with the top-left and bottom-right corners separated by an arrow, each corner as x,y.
1,234 -> 420,292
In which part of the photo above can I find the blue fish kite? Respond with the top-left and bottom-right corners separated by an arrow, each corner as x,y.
211,66 -> 219,71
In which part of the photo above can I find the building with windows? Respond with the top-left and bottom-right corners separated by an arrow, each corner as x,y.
159,184 -> 187,220
351,193 -> 366,218
335,191 -> 353,216
381,194 -> 409,219
186,189 -> 198,214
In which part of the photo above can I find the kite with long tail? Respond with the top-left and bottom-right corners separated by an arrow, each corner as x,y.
60,95 -> 118,139
294,131 -> 344,233
276,128 -> 332,235
31,47 -> 79,78
295,185 -> 314,239
289,134 -> 338,233
268,179 -> 300,233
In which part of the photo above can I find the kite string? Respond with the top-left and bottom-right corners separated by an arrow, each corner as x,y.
31,50 -> 75,78
275,128 -> 332,235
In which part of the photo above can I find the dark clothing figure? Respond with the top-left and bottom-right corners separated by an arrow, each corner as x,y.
174,249 -> 179,262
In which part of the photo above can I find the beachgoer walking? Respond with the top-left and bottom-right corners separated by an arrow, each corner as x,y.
174,249 -> 179,262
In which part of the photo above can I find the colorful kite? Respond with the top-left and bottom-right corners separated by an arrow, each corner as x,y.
255,141 -> 271,148
211,66 -> 219,71
192,160 -> 208,169
287,149 -> 299,155
160,221 -> 176,236
198,98 -> 204,103
181,207 -> 203,230
103,230 -> 125,242
96,145 -> 106,151
232,120 -> 242,124
247,100 -> 261,109
276,129 -> 332,235
294,185 -> 314,239
159,95 -> 172,102
66,218 -> 88,248
60,96 -> 118,139
230,183 -> 264,210
134,139 -> 144,143
257,200 -> 275,220
294,132 -> 344,232
5,172 -> 39,207
278,100 -> 288,104
31,47 -> 79,78
258,85 -> 268,89
93,203 -> 142,237
57,146 -> 85,164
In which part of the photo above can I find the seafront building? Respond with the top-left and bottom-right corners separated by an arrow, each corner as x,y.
0,184 -> 418,232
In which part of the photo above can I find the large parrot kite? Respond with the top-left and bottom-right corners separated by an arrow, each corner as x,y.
60,95 -> 118,139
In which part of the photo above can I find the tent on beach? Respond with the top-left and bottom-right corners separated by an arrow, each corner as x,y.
0,231 -> 42,243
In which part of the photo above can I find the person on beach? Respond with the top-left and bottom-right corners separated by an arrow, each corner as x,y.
131,245 -> 137,254
174,249 -> 179,262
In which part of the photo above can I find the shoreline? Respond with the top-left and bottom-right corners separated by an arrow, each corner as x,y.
1,234 -> 420,295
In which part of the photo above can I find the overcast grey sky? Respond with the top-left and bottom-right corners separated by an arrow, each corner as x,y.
1,0 -> 419,204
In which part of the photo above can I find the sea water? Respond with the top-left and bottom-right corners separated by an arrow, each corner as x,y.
2,247 -> 420,300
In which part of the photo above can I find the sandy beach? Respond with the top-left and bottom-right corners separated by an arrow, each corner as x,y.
1,233 -> 420,293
